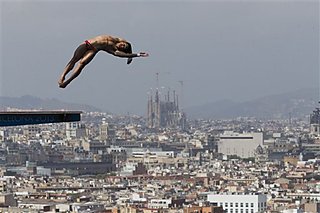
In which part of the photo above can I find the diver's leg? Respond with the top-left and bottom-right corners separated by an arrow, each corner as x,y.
59,43 -> 87,85
59,50 -> 97,88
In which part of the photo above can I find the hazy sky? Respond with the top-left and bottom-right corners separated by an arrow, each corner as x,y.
1,0 -> 319,115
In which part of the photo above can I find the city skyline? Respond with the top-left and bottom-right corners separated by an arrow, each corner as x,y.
0,86 -> 318,120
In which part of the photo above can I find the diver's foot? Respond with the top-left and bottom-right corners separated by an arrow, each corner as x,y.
58,81 -> 67,88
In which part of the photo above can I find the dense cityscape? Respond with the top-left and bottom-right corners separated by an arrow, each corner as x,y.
1,0 -> 317,212
0,95 -> 320,213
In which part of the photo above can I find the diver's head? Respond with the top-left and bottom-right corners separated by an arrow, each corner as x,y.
117,42 -> 132,53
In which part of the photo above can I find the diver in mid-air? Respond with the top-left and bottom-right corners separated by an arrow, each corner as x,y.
58,35 -> 149,88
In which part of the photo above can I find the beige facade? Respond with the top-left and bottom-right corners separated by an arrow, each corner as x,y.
218,131 -> 263,158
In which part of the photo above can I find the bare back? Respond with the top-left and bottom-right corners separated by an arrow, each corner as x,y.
86,35 -> 128,53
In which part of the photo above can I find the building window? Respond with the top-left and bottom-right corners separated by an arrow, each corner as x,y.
235,210 -> 238,213
230,203 -> 233,207
235,203 -> 238,207
226,203 -> 228,207
240,203 -> 243,208
240,209 -> 243,213
251,203 -> 254,208
246,203 -> 248,208
251,210 -> 254,213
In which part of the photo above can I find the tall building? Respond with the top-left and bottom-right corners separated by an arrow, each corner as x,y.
218,131 -> 263,158
310,106 -> 320,137
147,89 -> 187,130
99,118 -> 116,142
99,118 -> 108,141
207,193 -> 267,213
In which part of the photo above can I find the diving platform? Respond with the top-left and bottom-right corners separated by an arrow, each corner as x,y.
0,111 -> 82,127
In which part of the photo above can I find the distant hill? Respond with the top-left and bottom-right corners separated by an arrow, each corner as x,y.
185,88 -> 319,120
1,88 -> 319,120
0,95 -> 101,112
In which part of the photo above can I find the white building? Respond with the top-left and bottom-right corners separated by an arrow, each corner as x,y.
119,163 -> 136,176
207,193 -> 267,213
281,209 -> 303,213
36,166 -> 51,176
148,198 -> 172,209
132,150 -> 174,158
218,131 -> 263,158
0,129 -> 7,142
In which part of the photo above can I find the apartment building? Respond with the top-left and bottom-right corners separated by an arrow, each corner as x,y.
207,193 -> 267,213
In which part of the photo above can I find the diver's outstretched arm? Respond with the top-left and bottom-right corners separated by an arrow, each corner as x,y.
113,51 -> 149,58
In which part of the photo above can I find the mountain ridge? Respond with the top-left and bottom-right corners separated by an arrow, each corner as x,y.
0,95 -> 101,112
0,88 -> 318,119
185,88 -> 319,119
